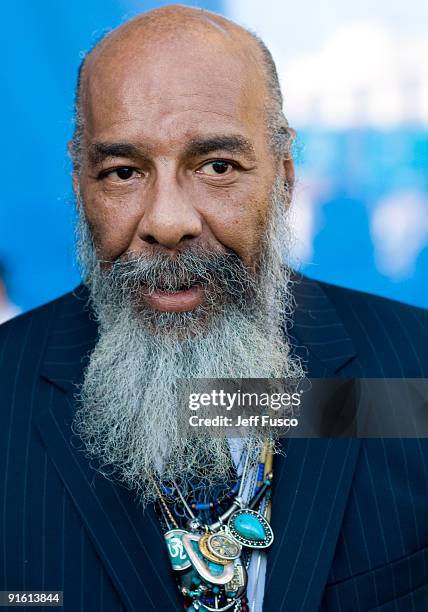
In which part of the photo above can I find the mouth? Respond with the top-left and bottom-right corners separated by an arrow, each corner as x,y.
142,284 -> 205,312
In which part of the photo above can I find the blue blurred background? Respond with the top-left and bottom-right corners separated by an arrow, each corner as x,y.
1,0 -> 427,319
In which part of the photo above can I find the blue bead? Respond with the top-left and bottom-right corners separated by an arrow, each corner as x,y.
207,561 -> 226,576
195,503 -> 210,510
232,513 -> 266,541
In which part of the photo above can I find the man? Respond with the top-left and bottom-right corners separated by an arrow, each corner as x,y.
0,5 -> 427,611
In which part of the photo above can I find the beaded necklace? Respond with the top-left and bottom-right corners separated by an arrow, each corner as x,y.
156,440 -> 275,611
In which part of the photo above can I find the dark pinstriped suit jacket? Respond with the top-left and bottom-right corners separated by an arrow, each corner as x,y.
0,276 -> 427,612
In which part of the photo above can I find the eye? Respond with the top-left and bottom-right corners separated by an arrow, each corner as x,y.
196,160 -> 235,176
102,167 -> 139,181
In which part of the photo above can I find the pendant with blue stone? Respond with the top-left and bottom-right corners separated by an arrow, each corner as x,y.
164,529 -> 192,571
227,509 -> 274,549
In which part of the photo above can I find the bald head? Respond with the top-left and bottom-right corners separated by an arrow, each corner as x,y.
71,4 -> 291,167
85,4 -> 256,62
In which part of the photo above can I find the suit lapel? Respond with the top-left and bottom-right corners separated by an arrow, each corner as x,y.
263,276 -> 361,610
35,286 -> 181,611
264,437 -> 361,611
33,397 -> 180,612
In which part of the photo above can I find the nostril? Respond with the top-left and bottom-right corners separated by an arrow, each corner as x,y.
144,235 -> 158,245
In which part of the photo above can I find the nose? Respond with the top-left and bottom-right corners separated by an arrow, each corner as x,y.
137,173 -> 203,249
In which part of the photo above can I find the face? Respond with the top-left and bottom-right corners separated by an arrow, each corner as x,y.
75,32 -> 289,313
72,23 -> 305,502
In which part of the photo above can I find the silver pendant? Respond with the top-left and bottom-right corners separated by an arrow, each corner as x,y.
224,557 -> 247,598
198,533 -> 230,565
207,531 -> 242,561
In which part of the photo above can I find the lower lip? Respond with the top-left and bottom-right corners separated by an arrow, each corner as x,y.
143,286 -> 205,312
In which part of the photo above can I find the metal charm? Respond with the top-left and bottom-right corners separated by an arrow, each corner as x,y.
198,533 -> 230,566
207,531 -> 242,561
164,529 -> 192,571
224,558 -> 247,598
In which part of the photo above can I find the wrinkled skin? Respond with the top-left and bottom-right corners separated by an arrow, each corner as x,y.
73,5 -> 294,311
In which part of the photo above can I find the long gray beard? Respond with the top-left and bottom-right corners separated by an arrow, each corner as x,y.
72,178 -> 304,505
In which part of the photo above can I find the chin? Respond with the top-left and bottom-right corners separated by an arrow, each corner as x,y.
131,303 -> 218,339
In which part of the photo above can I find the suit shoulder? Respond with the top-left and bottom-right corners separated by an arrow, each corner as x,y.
0,292 -> 66,338
0,288 -> 82,367
318,280 -> 427,324
315,279 -> 428,374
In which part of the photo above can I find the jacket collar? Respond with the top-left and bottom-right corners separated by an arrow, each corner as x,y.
40,285 -> 98,394
37,278 -> 360,611
290,274 -> 357,376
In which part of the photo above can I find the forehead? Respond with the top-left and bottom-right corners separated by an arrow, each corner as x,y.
82,32 -> 268,151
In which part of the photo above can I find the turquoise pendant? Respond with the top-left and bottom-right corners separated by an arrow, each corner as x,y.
164,529 -> 192,571
227,509 -> 274,549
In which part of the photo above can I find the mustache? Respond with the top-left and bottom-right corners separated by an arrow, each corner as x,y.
101,247 -> 258,297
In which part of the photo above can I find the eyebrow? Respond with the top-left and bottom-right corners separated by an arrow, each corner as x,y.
183,135 -> 256,161
88,142 -> 151,166
88,135 -> 256,167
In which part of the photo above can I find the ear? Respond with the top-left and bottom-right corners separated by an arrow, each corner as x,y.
282,126 -> 296,193
68,139 -> 80,206
283,158 -> 295,194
